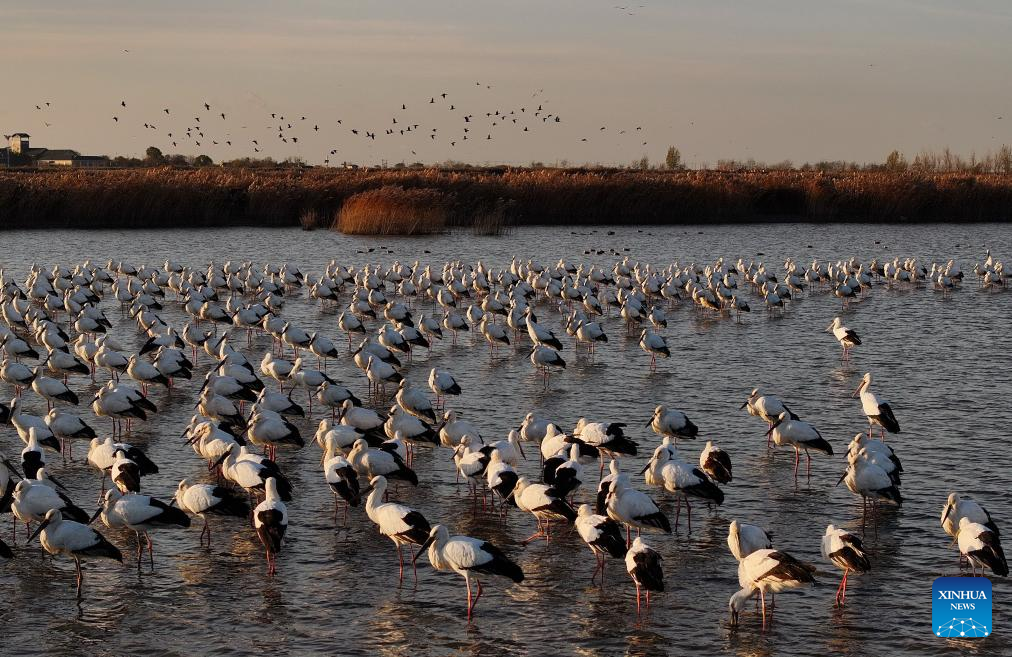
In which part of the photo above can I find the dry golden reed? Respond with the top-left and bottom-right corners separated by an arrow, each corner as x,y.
0,166 -> 1010,231
336,186 -> 446,235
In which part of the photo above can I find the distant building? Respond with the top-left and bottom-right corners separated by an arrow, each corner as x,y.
1,133 -> 110,168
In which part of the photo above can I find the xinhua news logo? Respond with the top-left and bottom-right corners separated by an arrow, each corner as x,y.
933,577 -> 992,638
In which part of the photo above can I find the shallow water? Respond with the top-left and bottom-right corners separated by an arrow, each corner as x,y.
1,224 -> 1010,657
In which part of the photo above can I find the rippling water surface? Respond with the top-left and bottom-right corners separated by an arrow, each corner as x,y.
1,224 -> 1010,657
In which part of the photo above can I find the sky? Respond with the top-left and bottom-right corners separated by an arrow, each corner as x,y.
3,0 -> 1011,167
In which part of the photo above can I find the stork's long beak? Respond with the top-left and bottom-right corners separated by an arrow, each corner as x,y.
941,505 -> 951,523
88,506 -> 103,525
737,401 -> 749,410
413,534 -> 436,563
851,383 -> 863,398
28,515 -> 53,542
2,458 -> 21,478
517,441 -> 527,461
639,458 -> 653,475
835,471 -> 847,486
765,418 -> 783,437
46,473 -> 68,491
644,418 -> 653,428
211,451 -> 230,470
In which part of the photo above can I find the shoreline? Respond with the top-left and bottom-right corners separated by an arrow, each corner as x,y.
1,167 -> 1011,230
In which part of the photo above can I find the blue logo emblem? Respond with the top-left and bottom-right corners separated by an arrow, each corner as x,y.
933,577 -> 992,637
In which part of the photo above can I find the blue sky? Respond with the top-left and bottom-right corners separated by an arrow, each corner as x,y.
3,1 -> 1010,166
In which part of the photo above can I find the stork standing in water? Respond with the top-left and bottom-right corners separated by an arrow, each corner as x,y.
413,524 -> 524,620
839,449 -> 903,533
821,524 -> 871,606
638,329 -> 669,371
827,317 -> 861,360
740,388 -> 798,447
529,344 -> 566,388
699,441 -> 732,484
512,475 -> 577,543
606,473 -> 671,544
956,517 -> 1008,577
573,417 -> 637,474
730,548 -> 816,630
96,488 -> 191,567
626,537 -> 663,613
576,504 -> 627,585
253,477 -> 288,575
363,475 -> 431,584
767,411 -> 834,480
29,508 -> 123,597
323,437 -> 360,525
650,446 -> 725,531
647,405 -> 698,442
428,367 -> 460,411
173,479 -> 250,547
853,373 -> 900,439
727,520 -> 773,561
941,493 -> 999,566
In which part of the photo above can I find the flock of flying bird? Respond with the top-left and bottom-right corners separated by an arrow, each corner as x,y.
0,248 -> 1008,629
31,81 -> 652,165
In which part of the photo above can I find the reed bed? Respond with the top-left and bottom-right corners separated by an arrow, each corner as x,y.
1,167 -> 1010,231
336,186 -> 446,235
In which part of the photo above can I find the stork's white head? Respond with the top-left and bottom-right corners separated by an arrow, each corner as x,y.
729,588 -> 755,627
